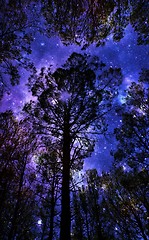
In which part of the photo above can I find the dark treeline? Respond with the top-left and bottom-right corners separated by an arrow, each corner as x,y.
0,0 -> 149,239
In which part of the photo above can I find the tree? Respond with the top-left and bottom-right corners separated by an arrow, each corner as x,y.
41,0 -> 115,48
72,186 -> 84,240
0,111 -> 37,239
0,0 -> 38,99
72,166 -> 148,239
109,0 -> 130,42
113,70 -> 149,170
107,69 -> 149,239
24,52 -> 122,239
101,167 -> 149,240
130,1 -> 149,45
72,169 -> 108,240
41,0 -> 149,48
35,145 -> 62,240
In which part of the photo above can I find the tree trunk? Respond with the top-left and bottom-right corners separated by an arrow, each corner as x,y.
133,211 -> 148,240
48,173 -> 56,240
41,220 -> 47,240
95,206 -> 104,240
60,109 -> 71,240
8,159 -> 26,240
96,221 -> 104,240
85,213 -> 91,240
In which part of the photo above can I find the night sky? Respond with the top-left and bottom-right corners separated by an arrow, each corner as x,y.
1,19 -> 149,173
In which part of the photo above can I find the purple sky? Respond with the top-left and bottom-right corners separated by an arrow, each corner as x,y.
1,24 -> 149,173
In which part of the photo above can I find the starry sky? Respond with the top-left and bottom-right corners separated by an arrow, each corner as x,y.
1,19 -> 149,173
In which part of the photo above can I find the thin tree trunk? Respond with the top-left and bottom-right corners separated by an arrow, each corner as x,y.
8,159 -> 26,240
133,211 -> 148,240
95,205 -> 104,240
41,220 -> 47,240
48,173 -> 56,240
85,213 -> 91,240
96,221 -> 104,240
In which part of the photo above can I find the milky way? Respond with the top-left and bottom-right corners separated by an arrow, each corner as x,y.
1,22 -> 149,173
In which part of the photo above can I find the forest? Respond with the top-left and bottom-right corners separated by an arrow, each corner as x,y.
0,1 -> 149,240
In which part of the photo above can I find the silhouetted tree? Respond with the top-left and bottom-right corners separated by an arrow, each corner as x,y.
41,0 -> 115,48
72,187 -> 84,240
105,70 -> 149,238
35,145 -> 61,240
24,52 -> 122,239
0,111 -> 37,239
41,1 -> 149,47
0,1 -> 38,99
114,70 -> 149,170
101,167 -> 149,240
72,169 -> 112,240
130,1 -> 149,45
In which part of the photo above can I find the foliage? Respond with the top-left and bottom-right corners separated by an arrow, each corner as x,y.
41,0 -> 115,48
0,0 -> 38,99
72,167 -> 149,240
41,0 -> 149,48
101,167 -> 149,240
35,147 -> 62,240
0,111 -> 37,239
113,70 -> 149,170
72,169 -> 109,240
130,1 -> 149,45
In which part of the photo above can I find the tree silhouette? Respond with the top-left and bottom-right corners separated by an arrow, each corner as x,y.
35,146 -> 61,240
109,69 -> 149,239
42,0 -> 114,46
24,52 -> 122,239
72,166 -> 149,239
0,0 -> 37,99
42,0 -> 115,47
72,169 -> 108,240
101,167 -> 149,240
130,1 -> 149,45
41,0 -> 149,48
0,111 -> 37,239
114,70 -> 149,170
